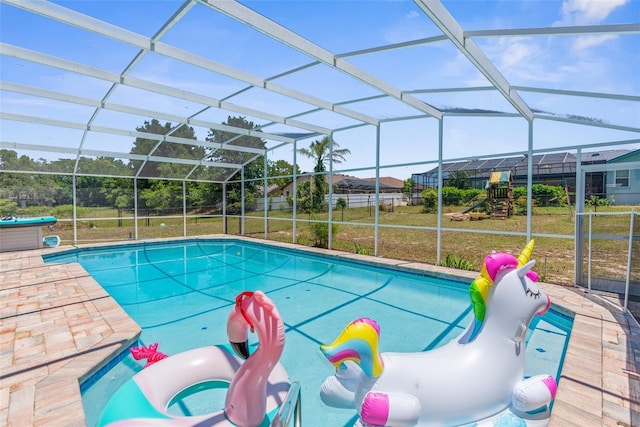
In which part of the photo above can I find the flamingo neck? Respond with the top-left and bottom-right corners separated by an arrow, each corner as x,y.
225,313 -> 285,426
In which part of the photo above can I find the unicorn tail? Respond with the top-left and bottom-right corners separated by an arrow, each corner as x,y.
320,317 -> 384,378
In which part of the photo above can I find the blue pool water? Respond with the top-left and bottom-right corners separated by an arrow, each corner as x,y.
45,239 -> 573,427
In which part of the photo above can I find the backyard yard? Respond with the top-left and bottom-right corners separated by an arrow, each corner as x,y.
38,203 -> 639,287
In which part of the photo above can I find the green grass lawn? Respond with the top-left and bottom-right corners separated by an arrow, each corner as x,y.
41,204 -> 638,286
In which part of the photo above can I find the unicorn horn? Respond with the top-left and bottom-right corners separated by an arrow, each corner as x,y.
517,239 -> 535,267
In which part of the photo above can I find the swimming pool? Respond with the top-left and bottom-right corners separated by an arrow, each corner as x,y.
44,239 -> 573,426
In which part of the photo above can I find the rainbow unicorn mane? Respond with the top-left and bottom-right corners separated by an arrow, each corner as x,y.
320,317 -> 384,378
469,240 -> 538,323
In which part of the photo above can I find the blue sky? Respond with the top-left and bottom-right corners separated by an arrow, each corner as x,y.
1,0 -> 638,180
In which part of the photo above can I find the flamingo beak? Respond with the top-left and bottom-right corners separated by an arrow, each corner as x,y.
227,305 -> 251,359
227,291 -> 256,360
231,340 -> 250,359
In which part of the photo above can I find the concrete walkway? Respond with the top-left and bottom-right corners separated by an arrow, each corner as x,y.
1,238 -> 638,426
0,248 -> 140,426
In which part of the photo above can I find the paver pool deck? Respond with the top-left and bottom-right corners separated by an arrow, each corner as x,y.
1,236 -> 639,426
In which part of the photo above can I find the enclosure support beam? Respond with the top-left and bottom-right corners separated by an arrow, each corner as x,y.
133,179 -> 138,240
241,168 -> 245,236
183,181 -> 187,238
624,209 -> 635,311
374,125 -> 381,257
436,118 -> 444,266
413,0 -> 533,122
328,134 -> 334,250
292,142 -> 298,245
574,148 -> 584,286
526,121 -> 534,241
222,183 -> 227,235
587,212 -> 593,292
206,0 -> 440,120
72,175 -> 77,245
264,153 -> 268,240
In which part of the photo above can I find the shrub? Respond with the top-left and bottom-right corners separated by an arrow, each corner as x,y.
420,187 -> 485,212
441,187 -> 479,206
335,197 -> 347,210
513,184 -> 566,207
51,204 -> 86,219
309,219 -> 338,248
22,205 -> 52,216
440,253 -> 475,271
586,195 -> 614,211
354,244 -> 371,255
0,199 -> 18,217
443,187 -> 485,206
421,189 -> 437,213
514,196 -> 536,216
463,189 -> 486,204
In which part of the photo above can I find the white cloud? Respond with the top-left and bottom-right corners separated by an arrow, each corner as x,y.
572,34 -> 618,49
499,40 -> 540,69
406,10 -> 419,19
556,0 -> 628,52
479,37 -> 566,84
559,0 -> 629,25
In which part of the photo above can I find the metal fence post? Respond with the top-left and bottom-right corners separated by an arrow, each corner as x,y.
624,208 -> 636,312
587,211 -> 592,292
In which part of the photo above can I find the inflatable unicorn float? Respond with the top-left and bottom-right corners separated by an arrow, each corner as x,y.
98,290 -> 290,427
320,240 -> 557,427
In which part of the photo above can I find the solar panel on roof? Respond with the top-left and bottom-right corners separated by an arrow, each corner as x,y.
417,149 -> 632,180
500,157 -> 524,167
335,178 -> 392,190
460,161 -> 486,170
481,159 -> 503,169
529,155 -> 544,165
540,153 -> 566,164
443,163 -> 466,172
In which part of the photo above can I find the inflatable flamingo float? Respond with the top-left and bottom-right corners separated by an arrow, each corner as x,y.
320,240 -> 557,426
98,291 -> 290,427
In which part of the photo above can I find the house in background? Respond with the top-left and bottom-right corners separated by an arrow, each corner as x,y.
412,149 -> 639,206
605,149 -> 640,206
264,174 -> 405,211
333,175 -> 404,194
270,174 -> 403,197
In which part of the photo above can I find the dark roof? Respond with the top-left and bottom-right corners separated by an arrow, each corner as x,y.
335,178 -> 394,190
607,148 -> 640,162
419,150 -> 631,177
581,149 -> 633,163
361,176 -> 404,189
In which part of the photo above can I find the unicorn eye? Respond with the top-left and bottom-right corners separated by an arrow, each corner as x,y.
526,288 -> 541,299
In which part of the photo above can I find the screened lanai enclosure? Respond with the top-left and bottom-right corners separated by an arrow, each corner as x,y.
1,0 -> 639,303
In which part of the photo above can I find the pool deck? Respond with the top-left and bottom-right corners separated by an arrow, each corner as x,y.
1,236 -> 639,426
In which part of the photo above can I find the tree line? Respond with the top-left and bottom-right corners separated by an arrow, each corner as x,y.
0,116 -> 352,216
2,117 -> 282,214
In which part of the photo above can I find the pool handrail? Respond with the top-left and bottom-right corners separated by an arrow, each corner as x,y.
270,380 -> 301,427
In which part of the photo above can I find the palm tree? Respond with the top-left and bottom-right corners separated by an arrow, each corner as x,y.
297,136 -> 350,211
297,136 -> 351,172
